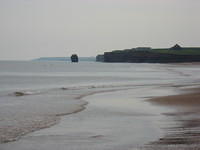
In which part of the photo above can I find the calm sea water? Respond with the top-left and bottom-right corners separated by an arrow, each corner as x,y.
0,61 -> 200,144
0,61 -> 196,92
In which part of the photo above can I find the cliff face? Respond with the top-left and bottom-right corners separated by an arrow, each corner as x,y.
96,55 -> 104,62
103,51 -> 200,63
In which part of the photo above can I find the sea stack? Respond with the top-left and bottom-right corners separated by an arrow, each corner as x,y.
71,54 -> 79,62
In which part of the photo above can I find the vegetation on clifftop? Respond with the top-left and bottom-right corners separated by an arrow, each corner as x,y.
152,47 -> 200,55
96,45 -> 200,63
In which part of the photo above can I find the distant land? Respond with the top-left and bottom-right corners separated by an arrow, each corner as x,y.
96,44 -> 200,63
33,57 -> 95,62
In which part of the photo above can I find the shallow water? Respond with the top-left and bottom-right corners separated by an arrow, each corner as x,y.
0,88 -> 173,150
0,61 -> 200,149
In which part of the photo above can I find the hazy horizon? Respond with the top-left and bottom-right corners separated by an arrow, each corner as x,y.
0,0 -> 200,60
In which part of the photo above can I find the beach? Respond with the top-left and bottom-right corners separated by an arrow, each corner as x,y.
146,87 -> 200,149
0,61 -> 200,150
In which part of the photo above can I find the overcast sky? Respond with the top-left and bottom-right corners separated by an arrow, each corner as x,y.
0,0 -> 200,60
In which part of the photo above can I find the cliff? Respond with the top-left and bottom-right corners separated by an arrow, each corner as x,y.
103,51 -> 200,63
96,55 -> 104,62
96,45 -> 200,63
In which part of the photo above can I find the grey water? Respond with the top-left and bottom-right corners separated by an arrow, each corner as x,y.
0,61 -> 194,92
0,60 -> 200,147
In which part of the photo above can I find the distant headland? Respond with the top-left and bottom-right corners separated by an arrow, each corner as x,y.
33,57 -> 95,62
96,44 -> 200,63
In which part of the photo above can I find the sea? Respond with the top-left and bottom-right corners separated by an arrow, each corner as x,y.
0,60 -> 200,149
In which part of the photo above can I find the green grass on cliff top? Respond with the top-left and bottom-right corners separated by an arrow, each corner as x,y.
111,47 -> 200,55
151,48 -> 200,55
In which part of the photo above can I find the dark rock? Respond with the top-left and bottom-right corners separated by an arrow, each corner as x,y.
71,54 -> 79,62
14,92 -> 25,96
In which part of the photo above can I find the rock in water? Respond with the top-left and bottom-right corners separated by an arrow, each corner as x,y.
71,54 -> 79,62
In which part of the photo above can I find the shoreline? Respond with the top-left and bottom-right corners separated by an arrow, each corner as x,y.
0,85 -> 180,150
1,60 -> 200,149
0,100 -> 88,144
146,86 -> 200,149
1,84 -> 200,149
0,86 -> 144,144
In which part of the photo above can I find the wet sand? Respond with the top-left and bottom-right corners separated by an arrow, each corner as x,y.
146,87 -> 200,149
